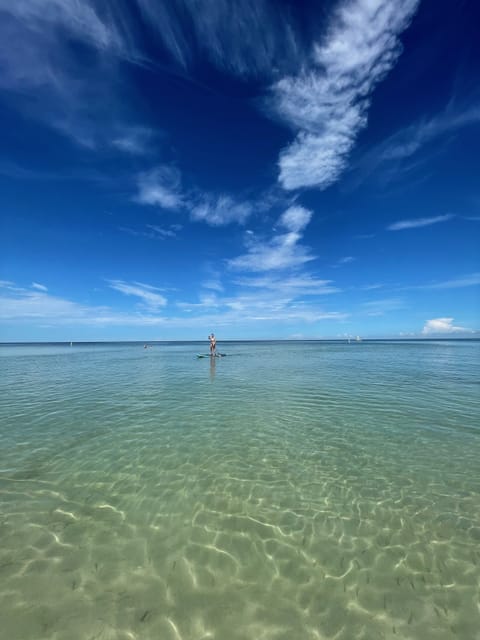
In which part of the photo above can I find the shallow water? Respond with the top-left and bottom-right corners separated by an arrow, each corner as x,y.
1,340 -> 479,639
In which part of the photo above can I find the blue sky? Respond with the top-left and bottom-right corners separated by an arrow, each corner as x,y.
0,0 -> 479,341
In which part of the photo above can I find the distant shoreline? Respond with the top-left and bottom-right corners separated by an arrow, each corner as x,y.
1,338 -> 479,346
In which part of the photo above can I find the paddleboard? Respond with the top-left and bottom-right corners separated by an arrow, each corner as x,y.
197,353 -> 226,358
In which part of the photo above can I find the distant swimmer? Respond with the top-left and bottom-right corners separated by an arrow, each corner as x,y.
208,333 -> 217,355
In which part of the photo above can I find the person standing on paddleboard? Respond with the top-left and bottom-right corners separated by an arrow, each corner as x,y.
209,333 -> 217,355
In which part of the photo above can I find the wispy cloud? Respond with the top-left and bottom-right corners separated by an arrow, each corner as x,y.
136,166 -> 184,210
0,280 -> 347,330
108,280 -> 167,310
361,297 -> 405,316
31,282 -> 48,292
190,195 -> 254,226
272,0 -> 420,190
228,206 -> 315,272
111,127 -> 155,155
333,256 -> 356,268
380,105 -> 480,162
422,317 -> 471,335
234,274 -> 339,296
0,282 -> 108,321
350,103 -> 480,189
387,214 -> 454,231
0,1 -> 143,148
415,273 -> 480,290
136,0 -> 301,77
135,165 -> 269,226
119,224 -> 181,240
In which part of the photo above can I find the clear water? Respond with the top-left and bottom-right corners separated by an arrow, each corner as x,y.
1,341 -> 479,640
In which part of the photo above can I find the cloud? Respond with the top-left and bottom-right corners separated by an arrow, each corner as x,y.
136,0 -> 301,78
234,274 -> 340,297
31,282 -> 48,292
379,105 -> 480,162
108,280 -> 167,310
0,1 -> 144,148
0,280 -> 347,331
333,256 -> 356,268
361,297 -> 405,316
111,127 -> 155,155
228,206 -> 315,272
135,165 -> 268,226
119,224 -> 181,240
387,214 -> 454,231
349,103 -> 480,189
271,0 -> 420,190
424,273 -> 480,289
422,317 -> 471,335
278,205 -> 312,232
0,283 -> 108,321
136,166 -> 184,209
190,194 -> 254,226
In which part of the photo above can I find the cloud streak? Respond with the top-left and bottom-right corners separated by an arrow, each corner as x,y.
108,280 -> 167,310
228,206 -> 315,272
387,214 -> 454,231
136,0 -> 301,78
0,280 -> 346,330
0,1 -> 143,148
135,165 -> 270,226
272,0 -> 420,190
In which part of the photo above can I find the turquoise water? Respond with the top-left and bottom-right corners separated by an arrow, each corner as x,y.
1,340 -> 479,640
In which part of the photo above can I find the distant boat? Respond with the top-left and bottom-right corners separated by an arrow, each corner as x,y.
355,336 -> 362,342
70,341 -> 73,347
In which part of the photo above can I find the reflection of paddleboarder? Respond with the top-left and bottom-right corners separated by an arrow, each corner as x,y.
210,351 -> 216,381
208,333 -> 216,355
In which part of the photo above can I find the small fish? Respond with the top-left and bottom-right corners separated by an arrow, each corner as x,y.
140,610 -> 150,622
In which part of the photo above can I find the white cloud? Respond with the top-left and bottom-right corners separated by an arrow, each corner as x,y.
136,0 -> 301,77
235,274 -> 339,296
119,224 -> 181,240
0,286 -> 106,321
425,273 -> 480,289
361,297 -> 405,316
0,1 -> 138,147
135,164 -> 263,226
278,205 -> 312,232
202,279 -> 224,293
387,214 -> 454,231
272,0 -> 420,190
380,106 -> 480,162
111,127 -> 154,155
228,206 -> 315,272
136,166 -> 184,210
108,280 -> 167,310
31,282 -> 48,291
147,224 -> 181,238
190,194 -> 254,226
333,256 -> 356,268
0,280 -> 347,331
422,317 -> 471,335
349,104 -> 480,189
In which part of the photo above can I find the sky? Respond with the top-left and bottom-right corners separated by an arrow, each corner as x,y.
0,0 -> 479,341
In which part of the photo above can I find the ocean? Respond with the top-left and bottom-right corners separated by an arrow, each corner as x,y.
1,340 -> 479,639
